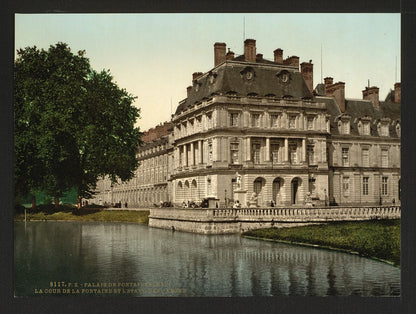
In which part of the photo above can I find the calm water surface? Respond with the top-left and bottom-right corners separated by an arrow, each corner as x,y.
14,221 -> 400,297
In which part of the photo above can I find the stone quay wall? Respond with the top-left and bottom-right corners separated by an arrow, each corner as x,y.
148,205 -> 401,234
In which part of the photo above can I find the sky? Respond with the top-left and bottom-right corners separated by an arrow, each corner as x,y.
15,13 -> 400,131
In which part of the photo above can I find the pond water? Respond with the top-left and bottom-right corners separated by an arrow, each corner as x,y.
14,221 -> 400,297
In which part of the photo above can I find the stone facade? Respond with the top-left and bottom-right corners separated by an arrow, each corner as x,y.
92,122 -> 173,207
92,38 -> 401,209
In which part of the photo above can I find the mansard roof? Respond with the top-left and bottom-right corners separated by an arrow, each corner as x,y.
175,61 -> 312,114
315,95 -> 401,137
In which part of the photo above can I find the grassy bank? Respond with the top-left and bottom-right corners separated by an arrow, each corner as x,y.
14,205 -> 149,224
243,219 -> 400,266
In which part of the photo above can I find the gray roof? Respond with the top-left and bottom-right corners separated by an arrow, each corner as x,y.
315,94 -> 401,137
175,61 -> 312,114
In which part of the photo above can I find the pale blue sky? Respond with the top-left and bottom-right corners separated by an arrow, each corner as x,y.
15,13 -> 400,131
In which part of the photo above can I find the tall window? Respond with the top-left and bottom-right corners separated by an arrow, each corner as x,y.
381,149 -> 389,167
252,143 -> 261,164
342,121 -> 350,134
206,113 -> 213,129
289,115 -> 296,129
343,176 -> 350,196
271,144 -> 279,163
381,124 -> 389,136
307,145 -> 315,165
270,114 -> 279,128
362,148 -> 369,167
208,140 -> 213,163
362,177 -> 369,195
230,113 -> 239,126
230,142 -> 239,164
363,122 -> 370,135
342,147 -> 349,166
252,114 -> 260,127
307,116 -> 314,130
289,144 -> 297,163
382,177 -> 388,195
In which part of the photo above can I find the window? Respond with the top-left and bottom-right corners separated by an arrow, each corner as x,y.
270,114 -> 279,128
230,113 -> 239,126
289,115 -> 296,129
362,177 -> 369,195
252,114 -> 260,127
382,177 -> 388,195
380,124 -> 389,136
307,145 -> 315,165
252,143 -> 261,164
208,140 -> 213,162
342,121 -> 350,134
381,149 -> 389,167
230,142 -> 239,164
271,144 -> 279,163
363,122 -> 370,135
342,147 -> 349,166
289,144 -> 297,164
307,116 -> 314,130
343,176 -> 350,196
362,148 -> 369,167
206,113 -> 213,129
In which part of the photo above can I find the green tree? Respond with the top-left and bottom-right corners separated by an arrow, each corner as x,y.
14,43 -> 141,208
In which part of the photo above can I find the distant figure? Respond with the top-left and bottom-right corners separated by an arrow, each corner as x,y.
392,198 -> 396,204
270,200 -> 275,207
233,200 -> 241,209
182,201 -> 187,208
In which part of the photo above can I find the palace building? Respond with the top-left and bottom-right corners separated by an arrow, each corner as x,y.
92,39 -> 401,208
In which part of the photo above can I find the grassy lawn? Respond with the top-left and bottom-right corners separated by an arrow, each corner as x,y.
243,219 -> 400,266
14,205 -> 149,224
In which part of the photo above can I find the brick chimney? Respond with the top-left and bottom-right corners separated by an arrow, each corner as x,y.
187,86 -> 192,97
301,61 -> 313,95
326,82 -> 346,113
283,56 -> 299,68
362,86 -> 380,108
214,42 -> 226,67
274,48 -> 283,64
324,77 -> 333,94
244,39 -> 256,63
394,82 -> 401,104
192,72 -> 203,81
226,49 -> 235,60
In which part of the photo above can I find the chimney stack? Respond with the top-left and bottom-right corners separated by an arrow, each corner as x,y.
226,49 -> 235,60
326,81 -> 346,113
214,42 -> 226,67
394,82 -> 401,104
187,86 -> 192,97
324,77 -> 333,94
274,49 -> 283,64
192,72 -> 203,81
301,61 -> 314,95
362,86 -> 380,108
244,39 -> 256,63
283,56 -> 300,68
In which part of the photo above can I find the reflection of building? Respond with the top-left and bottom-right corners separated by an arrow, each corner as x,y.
93,39 -> 400,208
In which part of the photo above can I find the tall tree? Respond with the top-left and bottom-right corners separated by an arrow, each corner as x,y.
14,43 -> 141,208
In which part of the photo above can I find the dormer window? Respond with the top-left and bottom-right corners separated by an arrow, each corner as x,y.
363,122 -> 370,135
337,115 -> 351,135
396,123 -> 401,137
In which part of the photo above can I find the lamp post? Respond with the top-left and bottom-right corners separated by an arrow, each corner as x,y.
324,188 -> 327,207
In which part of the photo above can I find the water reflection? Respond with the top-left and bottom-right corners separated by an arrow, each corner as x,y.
14,221 -> 400,297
